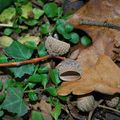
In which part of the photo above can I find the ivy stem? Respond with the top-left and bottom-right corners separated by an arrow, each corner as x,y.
0,55 -> 65,67
80,19 -> 120,30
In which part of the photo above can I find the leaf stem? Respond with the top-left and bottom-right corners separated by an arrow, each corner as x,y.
0,55 -> 65,67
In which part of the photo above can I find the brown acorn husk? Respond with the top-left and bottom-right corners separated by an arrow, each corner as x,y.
45,36 -> 70,56
77,95 -> 96,112
56,59 -> 82,81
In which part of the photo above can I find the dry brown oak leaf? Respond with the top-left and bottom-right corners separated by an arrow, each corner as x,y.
58,55 -> 120,96
67,0 -> 120,70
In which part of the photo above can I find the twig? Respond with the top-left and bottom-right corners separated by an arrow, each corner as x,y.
98,104 -> 120,114
0,23 -> 28,29
80,19 -> 120,30
0,55 -> 65,67
88,99 -> 104,120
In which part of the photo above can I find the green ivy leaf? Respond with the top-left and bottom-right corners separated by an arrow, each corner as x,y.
1,87 -> 28,116
0,36 -> 13,48
21,2 -> 33,19
38,43 -> 48,57
24,19 -> 38,26
45,86 -> 57,96
0,110 -> 4,117
9,64 -> 35,78
33,8 -> 44,19
0,0 -> 15,13
28,92 -> 38,102
4,41 -> 33,61
4,28 -> 13,36
65,24 -> 73,33
0,80 -> 3,91
28,73 -> 41,83
30,110 -> 44,120
43,2 -> 58,18
69,32 -> 80,44
51,100 -> 61,120
38,66 -> 49,74
40,22 -> 50,34
80,36 -> 92,46
0,94 -> 5,103
24,41 -> 37,49
56,24 -> 65,35
0,54 -> 8,63
40,74 -> 48,89
50,69 -> 61,85
0,7 -> 16,23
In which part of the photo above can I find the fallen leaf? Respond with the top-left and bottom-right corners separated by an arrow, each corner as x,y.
32,99 -> 52,120
58,55 -> 120,96
67,0 -> 120,69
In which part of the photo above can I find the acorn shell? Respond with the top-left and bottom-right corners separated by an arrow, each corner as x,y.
77,95 -> 96,112
45,36 -> 70,55
105,96 -> 119,108
56,59 -> 82,81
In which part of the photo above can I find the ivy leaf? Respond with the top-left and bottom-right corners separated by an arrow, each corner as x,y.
69,32 -> 80,44
40,74 -> 48,89
4,41 -> 33,61
0,36 -> 13,48
1,87 -> 28,116
80,35 -> 92,46
4,28 -> 13,36
9,64 -> 35,78
38,65 -> 49,74
45,86 -> 57,96
50,69 -> 61,85
0,7 -> 16,23
28,92 -> 38,102
30,110 -> 44,120
38,43 -> 48,57
33,8 -> 44,19
21,2 -> 33,19
40,22 -> 50,34
0,110 -> 4,117
0,0 -> 15,12
28,73 -> 42,83
65,24 -> 73,33
51,100 -> 61,120
43,2 -> 58,18
0,54 -> 8,63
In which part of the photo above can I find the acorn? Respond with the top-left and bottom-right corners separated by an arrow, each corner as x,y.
77,95 -> 96,112
105,96 -> 119,108
56,59 -> 82,81
45,36 -> 70,56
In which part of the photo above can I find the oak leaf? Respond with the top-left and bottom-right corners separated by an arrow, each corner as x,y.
58,55 -> 120,96
67,0 -> 120,70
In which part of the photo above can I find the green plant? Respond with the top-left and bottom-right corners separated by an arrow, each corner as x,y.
0,1 -> 92,119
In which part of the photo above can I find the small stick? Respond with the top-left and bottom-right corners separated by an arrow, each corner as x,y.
0,23 -> 28,29
80,19 -> 120,30
0,55 -> 65,67
98,105 -> 120,114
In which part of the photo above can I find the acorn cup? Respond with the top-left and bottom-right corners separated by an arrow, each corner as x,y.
77,95 -> 96,112
56,59 -> 82,81
45,36 -> 70,56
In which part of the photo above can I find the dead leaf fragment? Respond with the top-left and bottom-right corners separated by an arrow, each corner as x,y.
58,55 -> 120,96
67,0 -> 120,64
32,99 -> 52,120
